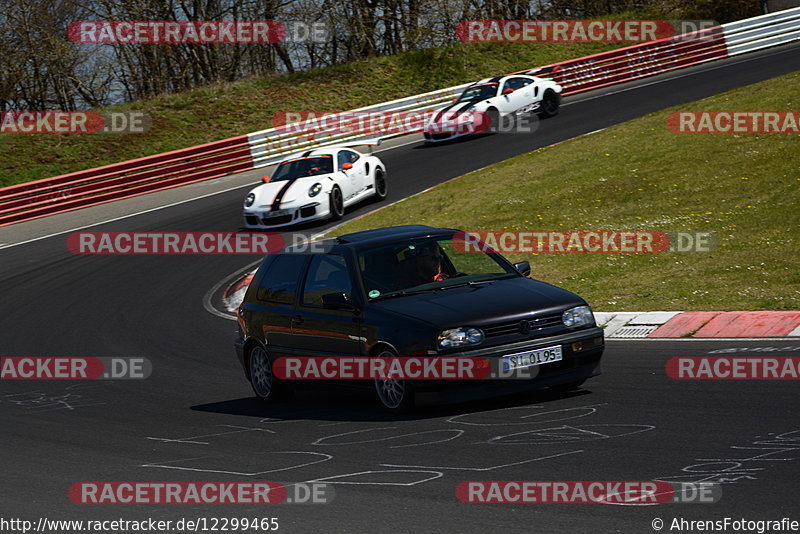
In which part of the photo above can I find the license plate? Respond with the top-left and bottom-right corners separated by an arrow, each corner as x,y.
264,209 -> 290,218
502,345 -> 563,371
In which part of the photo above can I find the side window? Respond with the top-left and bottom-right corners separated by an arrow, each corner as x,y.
519,78 -> 533,87
503,78 -> 526,92
256,254 -> 308,304
338,150 -> 360,169
302,255 -> 352,307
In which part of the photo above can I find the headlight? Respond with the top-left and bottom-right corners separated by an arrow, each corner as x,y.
244,192 -> 255,207
562,306 -> 595,328
308,183 -> 323,197
438,327 -> 484,350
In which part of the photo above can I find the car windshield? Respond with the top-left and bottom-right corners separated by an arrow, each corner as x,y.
270,155 -> 333,182
358,235 -> 518,300
456,83 -> 499,103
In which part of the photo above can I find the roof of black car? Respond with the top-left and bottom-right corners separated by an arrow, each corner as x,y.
336,225 -> 454,247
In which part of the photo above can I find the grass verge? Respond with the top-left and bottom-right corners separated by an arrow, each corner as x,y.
331,71 -> 800,311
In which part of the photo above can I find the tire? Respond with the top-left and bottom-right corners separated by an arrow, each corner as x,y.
248,344 -> 292,403
373,349 -> 415,413
487,108 -> 500,133
373,168 -> 387,201
538,90 -> 560,118
329,186 -> 344,221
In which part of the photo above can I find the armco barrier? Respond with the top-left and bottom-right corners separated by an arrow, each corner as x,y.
1,7 -> 799,227
0,136 -> 253,226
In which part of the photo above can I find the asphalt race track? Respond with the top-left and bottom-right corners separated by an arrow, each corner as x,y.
2,43 -> 799,533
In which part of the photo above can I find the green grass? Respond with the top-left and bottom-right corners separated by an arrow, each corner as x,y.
0,41 -> 625,187
331,71 -> 800,311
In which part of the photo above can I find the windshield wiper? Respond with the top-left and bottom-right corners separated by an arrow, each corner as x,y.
434,279 -> 497,290
370,289 -> 432,300
372,280 -> 497,300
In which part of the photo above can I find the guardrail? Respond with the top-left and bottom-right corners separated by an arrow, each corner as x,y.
1,7 -> 799,227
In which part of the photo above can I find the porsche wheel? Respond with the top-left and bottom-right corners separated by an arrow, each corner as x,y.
487,108 -> 500,133
330,186 -> 344,220
373,168 -> 387,201
538,90 -> 560,118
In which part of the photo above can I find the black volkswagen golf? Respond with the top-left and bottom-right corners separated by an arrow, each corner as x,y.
234,225 -> 604,411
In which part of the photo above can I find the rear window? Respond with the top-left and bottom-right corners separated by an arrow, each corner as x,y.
256,254 -> 308,304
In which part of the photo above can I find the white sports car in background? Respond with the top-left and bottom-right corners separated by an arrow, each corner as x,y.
243,140 -> 387,228
423,73 -> 563,143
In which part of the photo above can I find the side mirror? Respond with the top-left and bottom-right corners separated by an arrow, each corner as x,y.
322,292 -> 360,312
341,162 -> 353,171
513,261 -> 531,277
261,175 -> 270,183
503,88 -> 515,95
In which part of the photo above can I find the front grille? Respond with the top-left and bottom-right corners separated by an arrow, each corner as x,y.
260,214 -> 293,226
300,205 -> 316,218
483,314 -> 562,338
245,215 -> 259,226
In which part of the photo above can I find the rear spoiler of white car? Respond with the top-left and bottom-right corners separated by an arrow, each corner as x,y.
284,138 -> 383,160
338,138 -> 382,149
523,66 -> 559,77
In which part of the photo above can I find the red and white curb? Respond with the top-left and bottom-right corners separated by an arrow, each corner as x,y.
595,311 -> 800,338
222,270 -> 257,313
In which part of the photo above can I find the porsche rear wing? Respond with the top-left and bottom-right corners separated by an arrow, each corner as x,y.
285,138 -> 384,161
523,66 -> 560,78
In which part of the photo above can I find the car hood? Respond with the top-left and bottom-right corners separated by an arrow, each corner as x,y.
370,277 -> 586,327
249,175 -> 331,207
432,99 -> 490,121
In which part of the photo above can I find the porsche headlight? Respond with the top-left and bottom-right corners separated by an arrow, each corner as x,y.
562,306 -> 595,328
308,183 -> 323,197
438,327 -> 484,350
244,192 -> 255,207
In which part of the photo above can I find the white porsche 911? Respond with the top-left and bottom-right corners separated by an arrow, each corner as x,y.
423,73 -> 563,143
243,140 -> 387,228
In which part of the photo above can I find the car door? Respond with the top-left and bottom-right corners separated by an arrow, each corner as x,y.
291,253 -> 365,359
337,149 -> 366,203
244,254 -> 309,359
499,77 -> 533,114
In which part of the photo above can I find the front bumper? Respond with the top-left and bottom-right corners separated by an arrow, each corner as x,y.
417,326 -> 604,390
243,202 -> 324,229
233,327 -> 604,389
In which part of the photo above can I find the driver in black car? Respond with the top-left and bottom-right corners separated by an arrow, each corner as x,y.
399,242 -> 450,288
